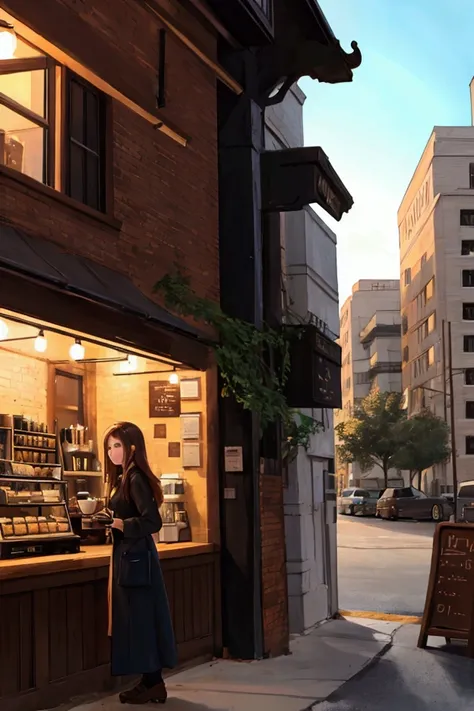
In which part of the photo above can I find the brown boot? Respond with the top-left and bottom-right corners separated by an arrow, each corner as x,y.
119,681 -> 167,704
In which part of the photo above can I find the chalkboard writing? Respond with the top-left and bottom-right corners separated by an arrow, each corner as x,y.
149,381 -> 181,418
418,523 -> 474,656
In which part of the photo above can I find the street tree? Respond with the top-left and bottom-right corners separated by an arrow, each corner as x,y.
393,409 -> 451,491
335,390 -> 406,488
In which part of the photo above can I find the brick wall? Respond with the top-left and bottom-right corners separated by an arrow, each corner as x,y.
0,349 -> 47,422
260,472 -> 289,657
0,0 -> 219,306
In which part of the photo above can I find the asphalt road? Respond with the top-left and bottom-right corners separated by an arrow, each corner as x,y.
317,624 -> 474,711
337,515 -> 436,616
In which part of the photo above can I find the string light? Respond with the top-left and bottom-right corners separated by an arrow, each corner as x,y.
0,20 -> 17,60
0,319 -> 8,340
69,339 -> 85,361
119,355 -> 138,373
168,370 -> 179,385
34,330 -> 47,353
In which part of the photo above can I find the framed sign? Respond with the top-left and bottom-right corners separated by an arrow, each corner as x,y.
180,377 -> 201,400
224,446 -> 243,473
149,381 -> 181,418
168,442 -> 181,458
180,413 -> 201,440
154,424 -> 167,439
182,442 -> 201,468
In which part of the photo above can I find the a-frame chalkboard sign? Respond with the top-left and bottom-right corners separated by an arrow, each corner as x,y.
418,522 -> 474,656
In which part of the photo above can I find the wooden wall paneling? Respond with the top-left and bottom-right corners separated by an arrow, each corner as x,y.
33,589 -> 50,690
49,587 -> 68,681
66,586 -> 84,676
183,566 -> 194,640
94,579 -> 110,665
18,593 -> 34,692
82,583 -> 98,670
173,568 -> 185,643
0,595 -> 20,696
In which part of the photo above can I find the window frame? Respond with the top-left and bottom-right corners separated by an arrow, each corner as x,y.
470,162 -> 474,189
466,401 -> 474,419
462,240 -> 474,256
466,368 -> 474,386
463,303 -> 474,321
461,210 -> 474,227
463,270 -> 474,288
0,35 -> 111,217
464,335 -> 474,353
0,45 -> 56,187
466,436 -> 474,455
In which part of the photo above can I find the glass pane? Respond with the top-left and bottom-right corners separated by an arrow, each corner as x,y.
70,79 -> 84,143
85,90 -> 99,152
69,141 -> 85,203
0,69 -> 45,117
86,151 -> 99,210
55,373 -> 83,430
0,104 -> 44,182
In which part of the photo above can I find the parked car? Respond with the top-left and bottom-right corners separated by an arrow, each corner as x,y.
456,480 -> 474,521
338,488 -> 382,516
376,487 -> 453,522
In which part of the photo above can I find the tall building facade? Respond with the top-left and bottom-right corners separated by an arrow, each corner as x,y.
398,126 -> 474,494
335,280 -> 402,488
265,85 -> 340,633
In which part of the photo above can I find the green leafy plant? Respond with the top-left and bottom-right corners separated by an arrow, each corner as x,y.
154,270 -> 321,461
392,409 -> 451,490
335,390 -> 406,488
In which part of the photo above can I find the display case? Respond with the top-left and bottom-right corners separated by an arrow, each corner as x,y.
0,470 -> 80,559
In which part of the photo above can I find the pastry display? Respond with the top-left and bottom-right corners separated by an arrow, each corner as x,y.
0,516 -> 13,537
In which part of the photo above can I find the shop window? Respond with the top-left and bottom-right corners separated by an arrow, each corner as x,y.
0,30 -> 108,212
466,436 -> 474,455
464,336 -> 474,353
462,240 -> 474,255
466,402 -> 474,419
466,368 -> 474,385
55,370 -> 84,431
0,35 -> 50,184
463,270 -> 474,287
463,303 -> 474,320
470,163 -> 474,189
65,72 -> 106,211
461,210 -> 474,226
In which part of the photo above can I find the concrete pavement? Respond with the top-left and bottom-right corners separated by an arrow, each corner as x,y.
51,617 -> 400,711
337,516 -> 434,615
318,623 -> 474,711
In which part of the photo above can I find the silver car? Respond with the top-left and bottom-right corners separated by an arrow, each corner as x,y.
338,488 -> 382,516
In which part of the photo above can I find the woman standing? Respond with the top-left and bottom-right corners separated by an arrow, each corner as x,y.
105,421 -> 177,705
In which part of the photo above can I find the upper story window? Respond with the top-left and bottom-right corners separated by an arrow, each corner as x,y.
462,240 -> 474,255
463,270 -> 474,287
421,252 -> 427,267
470,163 -> 474,189
0,29 -> 107,213
461,210 -> 474,226
404,268 -> 411,286
250,0 -> 272,20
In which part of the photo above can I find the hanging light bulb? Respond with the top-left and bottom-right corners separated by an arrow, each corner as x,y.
0,20 -> 17,60
34,330 -> 47,353
119,354 -> 138,373
0,318 -> 8,340
69,339 -> 85,361
169,370 -> 179,385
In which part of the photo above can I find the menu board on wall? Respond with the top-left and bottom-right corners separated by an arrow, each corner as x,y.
149,381 -> 181,418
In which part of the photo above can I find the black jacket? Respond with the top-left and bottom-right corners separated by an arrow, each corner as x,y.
110,468 -> 177,675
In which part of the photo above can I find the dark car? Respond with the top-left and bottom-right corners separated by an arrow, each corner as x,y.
376,486 -> 453,522
338,488 -> 382,516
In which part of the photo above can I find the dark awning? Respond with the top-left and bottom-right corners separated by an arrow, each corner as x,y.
0,224 -> 210,370
261,146 -> 353,221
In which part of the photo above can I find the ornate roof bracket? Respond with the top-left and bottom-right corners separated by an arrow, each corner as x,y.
259,38 -> 361,107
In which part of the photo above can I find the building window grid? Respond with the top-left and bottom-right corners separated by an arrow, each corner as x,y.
461,210 -> 474,226
470,163 -> 474,189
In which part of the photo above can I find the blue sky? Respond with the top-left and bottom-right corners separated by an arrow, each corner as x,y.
300,0 -> 474,306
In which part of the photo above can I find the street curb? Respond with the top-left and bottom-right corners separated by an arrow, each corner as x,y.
306,630 -> 396,709
339,610 -> 422,624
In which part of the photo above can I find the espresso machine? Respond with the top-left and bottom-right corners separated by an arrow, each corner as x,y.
159,474 -> 191,543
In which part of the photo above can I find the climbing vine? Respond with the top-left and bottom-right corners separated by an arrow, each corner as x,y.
154,270 -> 321,462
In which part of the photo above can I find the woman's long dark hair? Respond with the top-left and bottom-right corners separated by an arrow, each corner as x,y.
103,422 -> 163,507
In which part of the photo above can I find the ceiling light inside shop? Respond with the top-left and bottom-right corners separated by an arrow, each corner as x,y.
34,330 -> 47,353
0,20 -> 17,60
0,318 -> 9,340
69,339 -> 85,361
169,371 -> 179,385
119,355 -> 138,373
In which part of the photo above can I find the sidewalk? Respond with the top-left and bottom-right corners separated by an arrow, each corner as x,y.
60,617 -> 401,711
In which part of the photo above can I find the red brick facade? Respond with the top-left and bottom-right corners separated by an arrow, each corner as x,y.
260,473 -> 289,657
0,0 -> 219,306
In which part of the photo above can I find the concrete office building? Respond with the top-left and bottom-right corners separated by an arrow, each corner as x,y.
398,125 -> 474,494
335,280 -> 402,489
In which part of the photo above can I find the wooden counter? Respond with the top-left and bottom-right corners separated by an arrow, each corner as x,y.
0,541 -> 215,582
0,541 -> 221,711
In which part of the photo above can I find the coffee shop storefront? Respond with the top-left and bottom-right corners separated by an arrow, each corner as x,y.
0,227 -> 221,711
